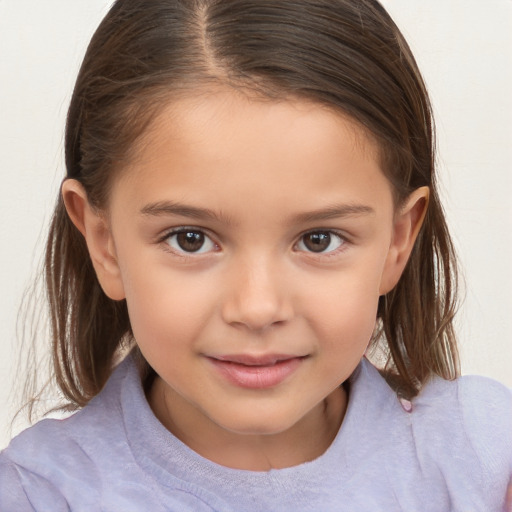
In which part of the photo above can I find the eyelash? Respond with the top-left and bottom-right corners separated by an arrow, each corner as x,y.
159,227 -> 219,256
158,227 -> 349,257
294,230 -> 348,256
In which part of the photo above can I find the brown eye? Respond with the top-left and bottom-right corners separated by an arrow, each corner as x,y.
166,230 -> 215,254
297,231 -> 344,253
176,232 -> 204,252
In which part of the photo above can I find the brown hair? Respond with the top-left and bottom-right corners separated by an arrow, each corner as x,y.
41,0 -> 458,410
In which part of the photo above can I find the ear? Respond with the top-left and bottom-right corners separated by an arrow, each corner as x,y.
379,186 -> 429,295
61,179 -> 126,301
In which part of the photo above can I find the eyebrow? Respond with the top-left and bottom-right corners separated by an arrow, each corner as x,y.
140,201 -> 232,224
291,204 -> 375,223
140,200 -> 374,225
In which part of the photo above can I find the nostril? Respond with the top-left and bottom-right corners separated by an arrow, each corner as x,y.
221,295 -> 293,331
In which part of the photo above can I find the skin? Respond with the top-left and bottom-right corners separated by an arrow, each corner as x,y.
63,90 -> 428,471
507,479 -> 512,512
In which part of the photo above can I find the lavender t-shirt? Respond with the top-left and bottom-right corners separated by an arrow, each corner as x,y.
1,355 -> 511,511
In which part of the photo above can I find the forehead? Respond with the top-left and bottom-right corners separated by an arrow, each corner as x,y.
128,89 -> 378,161
111,90 -> 393,217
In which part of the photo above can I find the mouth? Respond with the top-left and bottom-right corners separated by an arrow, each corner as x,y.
207,354 -> 307,389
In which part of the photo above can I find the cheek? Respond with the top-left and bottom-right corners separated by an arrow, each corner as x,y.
316,288 -> 379,342
301,261 -> 383,348
117,256 -> 218,352
315,292 -> 379,380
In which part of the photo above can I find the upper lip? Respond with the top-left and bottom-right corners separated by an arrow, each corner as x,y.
209,354 -> 306,366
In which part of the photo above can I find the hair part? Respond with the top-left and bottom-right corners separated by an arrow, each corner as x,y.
36,0 -> 459,413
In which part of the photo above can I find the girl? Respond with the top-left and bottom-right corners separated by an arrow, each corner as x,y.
1,0 -> 511,510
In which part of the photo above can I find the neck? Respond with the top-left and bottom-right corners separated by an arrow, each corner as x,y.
149,379 -> 347,471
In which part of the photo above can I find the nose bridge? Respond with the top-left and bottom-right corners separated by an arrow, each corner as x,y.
221,250 -> 291,330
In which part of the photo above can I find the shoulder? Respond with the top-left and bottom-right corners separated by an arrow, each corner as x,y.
0,447 -> 76,511
2,357 -> 131,465
415,372 -> 512,444
0,411 -> 121,510
456,373 -> 512,429
454,374 -> 512,470
0,415 -> 99,510
0,358 -> 133,509
411,372 -> 512,487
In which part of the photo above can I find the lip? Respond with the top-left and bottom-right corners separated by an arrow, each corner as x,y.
207,354 -> 306,389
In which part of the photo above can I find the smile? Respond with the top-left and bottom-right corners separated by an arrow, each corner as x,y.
207,354 -> 307,389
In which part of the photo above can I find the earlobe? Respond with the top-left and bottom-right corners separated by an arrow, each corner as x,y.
61,179 -> 126,301
379,186 -> 429,295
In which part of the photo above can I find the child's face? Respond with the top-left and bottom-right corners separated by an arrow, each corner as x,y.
78,90 -> 424,445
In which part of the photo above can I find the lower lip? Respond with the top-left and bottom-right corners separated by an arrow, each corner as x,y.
208,357 -> 304,389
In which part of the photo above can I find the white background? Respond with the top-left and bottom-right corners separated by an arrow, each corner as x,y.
0,1 -> 511,449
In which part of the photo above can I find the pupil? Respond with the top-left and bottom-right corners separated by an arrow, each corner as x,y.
304,232 -> 330,252
177,231 -> 204,252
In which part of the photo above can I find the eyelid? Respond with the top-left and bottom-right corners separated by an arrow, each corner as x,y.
294,229 -> 349,255
158,226 -> 220,255
156,226 -> 350,257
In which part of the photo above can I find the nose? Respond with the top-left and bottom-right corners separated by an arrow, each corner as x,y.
221,254 -> 293,331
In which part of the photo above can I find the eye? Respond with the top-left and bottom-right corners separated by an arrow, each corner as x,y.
296,231 -> 345,253
165,229 -> 217,254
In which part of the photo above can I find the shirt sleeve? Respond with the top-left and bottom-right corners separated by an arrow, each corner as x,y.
0,453 -> 70,512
